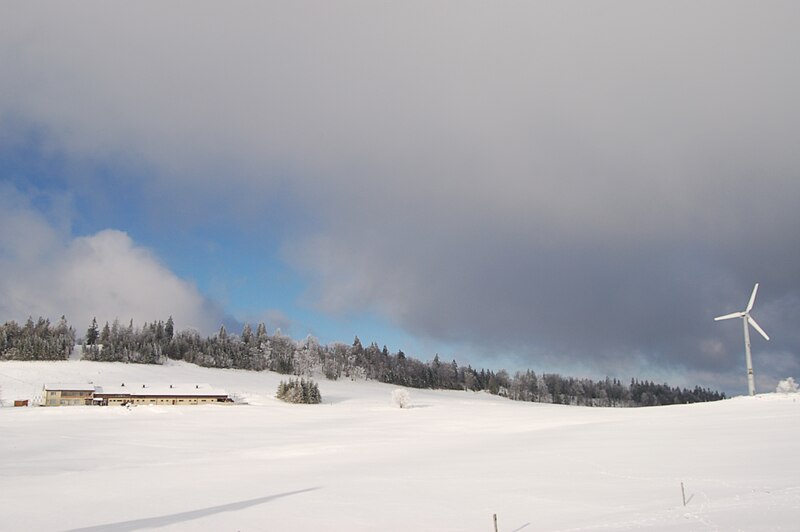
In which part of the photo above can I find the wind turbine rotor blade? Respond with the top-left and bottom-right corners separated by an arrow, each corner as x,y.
746,283 -> 759,312
747,316 -> 770,341
715,312 -> 745,321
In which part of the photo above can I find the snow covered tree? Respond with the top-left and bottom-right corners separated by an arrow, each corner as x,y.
352,336 -> 363,357
392,388 -> 411,408
776,378 -> 798,394
294,335 -> 322,376
276,378 -> 321,404
0,317 -> 73,361
255,323 -> 268,344
99,321 -> 111,345
241,323 -> 253,345
86,317 -> 99,345
165,316 -> 174,340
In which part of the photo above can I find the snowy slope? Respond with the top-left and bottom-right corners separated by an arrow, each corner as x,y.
1,360 -> 798,531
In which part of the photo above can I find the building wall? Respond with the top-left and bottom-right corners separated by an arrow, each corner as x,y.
43,389 -> 227,406
43,390 -> 93,406
103,396 -> 224,406
44,390 -> 60,406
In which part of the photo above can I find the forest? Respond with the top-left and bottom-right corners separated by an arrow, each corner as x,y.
0,316 -> 726,407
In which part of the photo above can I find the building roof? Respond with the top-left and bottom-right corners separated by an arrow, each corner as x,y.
43,383 -> 96,392
93,383 -> 228,397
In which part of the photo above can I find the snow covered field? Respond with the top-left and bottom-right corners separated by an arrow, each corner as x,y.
1,360 -> 798,531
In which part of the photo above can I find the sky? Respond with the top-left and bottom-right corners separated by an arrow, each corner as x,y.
1,1 -> 799,395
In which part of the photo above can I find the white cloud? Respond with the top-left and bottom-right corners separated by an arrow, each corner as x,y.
0,186 -> 224,333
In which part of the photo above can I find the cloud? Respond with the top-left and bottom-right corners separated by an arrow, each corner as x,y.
1,2 -> 799,390
0,185 -> 226,333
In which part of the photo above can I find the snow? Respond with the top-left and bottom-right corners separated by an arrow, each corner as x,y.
94,383 -> 229,397
1,360 -> 799,531
43,383 -> 96,392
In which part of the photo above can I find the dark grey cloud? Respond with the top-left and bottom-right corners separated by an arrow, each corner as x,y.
1,2 -> 799,392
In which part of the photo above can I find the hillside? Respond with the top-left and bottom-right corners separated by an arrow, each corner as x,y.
1,360 -> 798,531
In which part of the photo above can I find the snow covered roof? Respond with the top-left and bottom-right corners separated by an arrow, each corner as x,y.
43,383 -> 96,392
93,383 -> 228,397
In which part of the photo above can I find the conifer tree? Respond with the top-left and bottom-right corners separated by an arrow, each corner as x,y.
100,322 -> 111,345
86,317 -> 99,345
241,323 -> 253,345
256,323 -> 267,344
165,316 -> 174,340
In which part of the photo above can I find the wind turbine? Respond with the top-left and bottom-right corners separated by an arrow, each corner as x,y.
714,283 -> 770,396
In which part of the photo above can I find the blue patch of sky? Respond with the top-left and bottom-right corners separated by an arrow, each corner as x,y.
1,128 -> 69,204
1,130 -> 452,358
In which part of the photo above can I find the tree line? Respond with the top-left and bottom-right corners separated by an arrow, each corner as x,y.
0,316 -> 76,361
0,316 -> 726,406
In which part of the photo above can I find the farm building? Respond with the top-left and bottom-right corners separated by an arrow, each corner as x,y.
93,383 -> 230,406
40,383 -> 230,406
42,384 -> 96,406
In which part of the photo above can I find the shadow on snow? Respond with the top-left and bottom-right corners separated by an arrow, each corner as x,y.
65,487 -> 320,532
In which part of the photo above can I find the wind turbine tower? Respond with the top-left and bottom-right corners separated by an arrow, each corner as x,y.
714,283 -> 770,396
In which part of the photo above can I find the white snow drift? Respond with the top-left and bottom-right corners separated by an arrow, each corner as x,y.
1,360 -> 798,531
